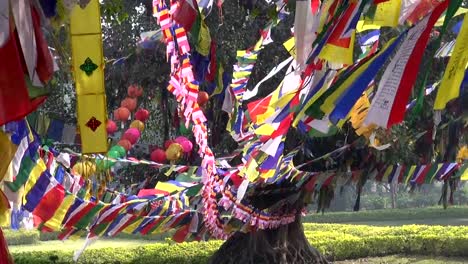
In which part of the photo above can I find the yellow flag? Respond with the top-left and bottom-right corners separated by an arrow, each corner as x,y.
43,194 -> 75,231
283,37 -> 296,58
23,159 -> 47,205
434,15 -> 468,110
435,8 -> 468,26
356,21 -> 381,32
364,0 -> 402,27
0,131 -> 17,181
461,168 -> 468,181
196,18 -> 211,57
70,0 -> 108,153
319,31 -> 355,65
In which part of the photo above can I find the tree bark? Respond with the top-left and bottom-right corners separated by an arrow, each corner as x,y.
208,216 -> 328,264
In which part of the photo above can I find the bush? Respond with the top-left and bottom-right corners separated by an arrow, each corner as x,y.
10,224 -> 468,263
3,229 -> 39,245
4,229 -> 170,246
303,206 -> 468,223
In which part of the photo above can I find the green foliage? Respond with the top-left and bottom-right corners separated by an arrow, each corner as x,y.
3,229 -> 39,246
10,223 -> 468,263
4,229 -> 170,246
303,206 -> 468,223
303,224 -> 468,261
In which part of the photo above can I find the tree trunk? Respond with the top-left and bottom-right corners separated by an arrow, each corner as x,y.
208,216 -> 328,264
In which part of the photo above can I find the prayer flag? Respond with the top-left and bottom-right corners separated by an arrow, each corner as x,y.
434,14 -> 468,110
364,1 -> 448,128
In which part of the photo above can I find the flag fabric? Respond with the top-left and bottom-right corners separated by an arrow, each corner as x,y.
364,0 -> 402,27
294,0 -> 319,68
0,130 -> 18,182
327,34 -> 405,123
434,14 -> 468,110
0,11 -> 47,126
173,0 -> 199,32
364,1 -> 448,128
70,0 -> 108,154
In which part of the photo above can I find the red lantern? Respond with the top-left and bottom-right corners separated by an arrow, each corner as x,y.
118,139 -> 132,151
114,107 -> 130,122
121,97 -> 137,112
151,149 -> 166,163
135,109 -> 150,122
164,139 -> 174,149
106,120 -> 117,134
135,87 -> 144,97
197,91 -> 209,106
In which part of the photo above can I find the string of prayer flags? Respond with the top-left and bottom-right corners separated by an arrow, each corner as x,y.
327,33 -> 406,124
318,0 -> 367,65
433,14 -> 468,110
70,0 -> 108,154
364,1 -> 448,128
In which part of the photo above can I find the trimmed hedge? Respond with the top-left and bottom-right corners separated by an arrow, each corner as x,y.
3,229 -> 39,246
303,224 -> 468,261
303,206 -> 468,223
10,224 -> 468,263
4,229 -> 170,246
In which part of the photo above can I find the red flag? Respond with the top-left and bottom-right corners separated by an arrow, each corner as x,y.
0,17 -> 46,126
172,0 -> 199,32
32,6 -> 54,84
0,228 -> 14,264
33,184 -> 65,223
205,40 -> 217,82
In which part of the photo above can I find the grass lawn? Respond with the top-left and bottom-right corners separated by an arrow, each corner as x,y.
336,255 -> 468,264
9,239 -> 155,253
303,206 -> 468,226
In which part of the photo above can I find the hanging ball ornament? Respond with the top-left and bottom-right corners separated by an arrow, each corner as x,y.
122,128 -> 141,144
127,84 -> 143,98
166,143 -> 183,161
130,120 -> 145,132
117,139 -> 132,151
114,107 -> 130,122
121,97 -> 138,112
151,148 -> 167,163
106,120 -> 117,134
197,91 -> 209,106
135,109 -> 150,122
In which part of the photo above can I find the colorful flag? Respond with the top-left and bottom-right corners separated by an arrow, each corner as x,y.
70,0 -> 108,154
434,14 -> 468,110
364,1 -> 448,128
363,0 -> 402,27
328,33 -> 405,123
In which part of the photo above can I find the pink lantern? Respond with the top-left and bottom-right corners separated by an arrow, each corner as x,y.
122,128 -> 140,144
135,109 -> 150,122
175,136 -> 193,153
106,120 -> 117,134
151,149 -> 167,163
